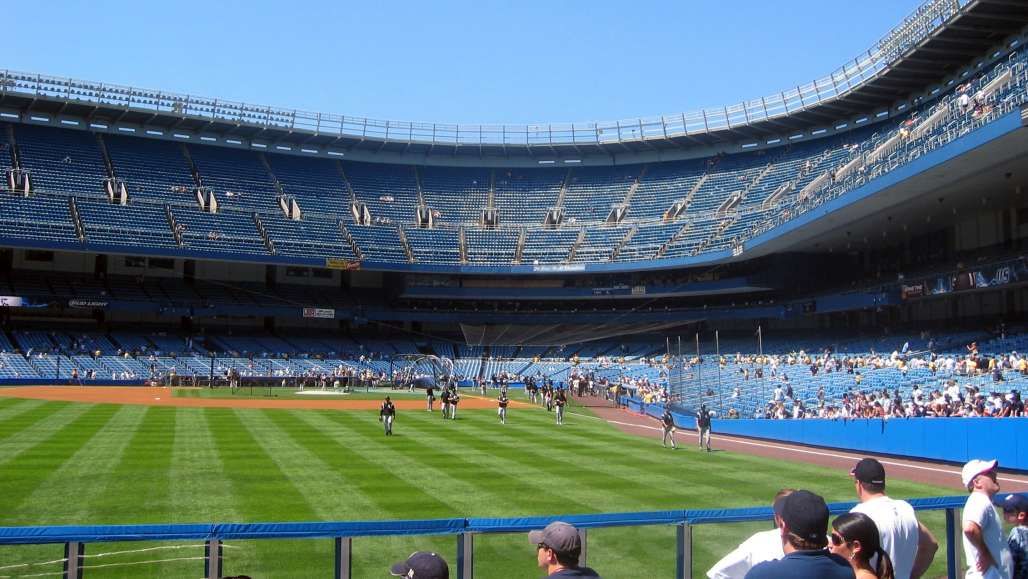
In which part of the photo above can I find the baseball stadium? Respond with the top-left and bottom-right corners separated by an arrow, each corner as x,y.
2,0 -> 1028,577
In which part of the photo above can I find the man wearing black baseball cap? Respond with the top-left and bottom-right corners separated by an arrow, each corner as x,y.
849,457 -> 938,579
528,521 -> 602,577
744,490 -> 854,579
390,551 -> 449,579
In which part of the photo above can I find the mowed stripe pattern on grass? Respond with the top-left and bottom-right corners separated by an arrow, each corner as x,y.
0,400 -> 956,579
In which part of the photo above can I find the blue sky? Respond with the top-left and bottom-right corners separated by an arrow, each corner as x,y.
7,0 -> 922,125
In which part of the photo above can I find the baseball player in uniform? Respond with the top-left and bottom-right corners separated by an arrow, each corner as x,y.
498,391 -> 509,424
662,406 -> 677,449
441,386 -> 451,419
425,386 -> 435,412
554,388 -> 567,425
697,404 -> 712,451
379,396 -> 396,436
448,387 -> 460,420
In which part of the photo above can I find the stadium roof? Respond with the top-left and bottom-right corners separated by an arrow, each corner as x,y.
1,0 -> 1025,165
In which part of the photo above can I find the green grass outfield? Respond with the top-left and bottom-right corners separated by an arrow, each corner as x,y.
0,394 -> 957,578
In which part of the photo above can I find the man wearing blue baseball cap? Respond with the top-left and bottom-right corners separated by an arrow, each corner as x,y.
999,493 -> 1028,579
390,551 -> 448,579
744,490 -> 854,579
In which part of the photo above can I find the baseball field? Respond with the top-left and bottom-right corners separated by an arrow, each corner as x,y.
0,387 -> 958,578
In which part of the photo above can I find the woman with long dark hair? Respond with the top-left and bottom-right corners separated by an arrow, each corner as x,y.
830,512 -> 895,579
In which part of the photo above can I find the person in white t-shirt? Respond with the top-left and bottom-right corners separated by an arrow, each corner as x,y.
849,458 -> 938,579
961,459 -> 1013,579
707,489 -> 794,579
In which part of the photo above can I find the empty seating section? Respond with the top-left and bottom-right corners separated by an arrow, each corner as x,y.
262,214 -> 356,260
0,352 -> 38,377
0,46 -> 1024,268
689,156 -> 764,213
618,222 -> 681,262
267,155 -> 350,216
465,228 -> 518,264
662,216 -> 723,258
171,206 -> 267,255
419,167 -> 490,224
47,275 -> 107,300
628,160 -> 706,220
571,226 -> 630,263
562,166 -> 637,222
78,199 -> 177,248
12,123 -> 108,196
522,228 -> 577,264
493,168 -> 562,225
0,193 -> 76,242
405,227 -> 460,264
347,225 -> 408,263
188,145 -> 278,211
0,129 -> 10,175
105,135 -> 195,204
344,161 -> 418,223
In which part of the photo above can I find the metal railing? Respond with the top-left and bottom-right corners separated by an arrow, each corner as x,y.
0,0 -> 970,146
0,495 -> 980,578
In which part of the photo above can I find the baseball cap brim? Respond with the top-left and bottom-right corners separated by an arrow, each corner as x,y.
389,562 -> 413,576
527,529 -> 546,545
962,459 -> 998,487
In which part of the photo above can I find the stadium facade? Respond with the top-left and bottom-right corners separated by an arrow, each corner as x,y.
0,0 -> 1026,343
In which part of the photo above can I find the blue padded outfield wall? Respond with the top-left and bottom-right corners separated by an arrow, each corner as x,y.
628,400 -> 1028,471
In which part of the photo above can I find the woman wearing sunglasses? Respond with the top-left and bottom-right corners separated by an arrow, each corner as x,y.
830,513 -> 896,579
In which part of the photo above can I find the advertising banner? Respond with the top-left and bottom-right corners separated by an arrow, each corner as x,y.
302,307 -> 336,319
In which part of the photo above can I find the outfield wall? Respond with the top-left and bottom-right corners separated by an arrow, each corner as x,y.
629,400 -> 1028,471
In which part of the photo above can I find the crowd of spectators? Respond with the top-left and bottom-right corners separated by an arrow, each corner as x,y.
709,340 -> 1028,420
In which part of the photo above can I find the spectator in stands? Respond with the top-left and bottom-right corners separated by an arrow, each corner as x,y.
830,512 -> 895,579
528,521 -> 602,578
390,551 -> 449,579
708,489 -> 794,579
744,490 -> 853,579
961,459 -> 1013,578
848,458 -> 937,579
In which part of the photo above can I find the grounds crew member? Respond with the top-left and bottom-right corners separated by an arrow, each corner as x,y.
662,406 -> 678,449
379,396 -> 396,436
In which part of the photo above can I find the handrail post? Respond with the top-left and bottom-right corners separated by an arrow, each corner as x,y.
676,523 -> 692,579
63,541 -> 83,579
946,507 -> 961,579
204,539 -> 222,579
578,528 -> 588,567
457,532 -> 474,579
335,537 -> 352,579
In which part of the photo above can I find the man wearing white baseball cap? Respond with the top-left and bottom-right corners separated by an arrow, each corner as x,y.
961,459 -> 1013,578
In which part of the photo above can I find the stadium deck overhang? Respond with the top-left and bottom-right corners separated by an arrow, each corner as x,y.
2,0 -> 1026,167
